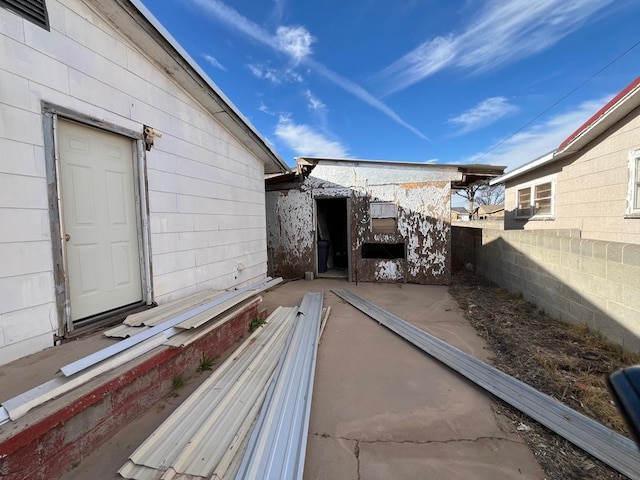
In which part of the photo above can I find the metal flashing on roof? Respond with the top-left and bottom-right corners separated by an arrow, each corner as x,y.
333,289 -> 640,480
490,150 -> 556,185
236,292 -> 323,480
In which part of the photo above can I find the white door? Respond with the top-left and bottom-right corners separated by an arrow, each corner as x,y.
58,120 -> 142,321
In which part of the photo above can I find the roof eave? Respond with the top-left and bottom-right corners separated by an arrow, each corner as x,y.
94,0 -> 289,174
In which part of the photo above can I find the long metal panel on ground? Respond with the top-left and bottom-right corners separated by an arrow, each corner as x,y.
332,289 -> 640,480
119,306 -> 299,480
61,277 -> 282,377
235,291 -> 324,480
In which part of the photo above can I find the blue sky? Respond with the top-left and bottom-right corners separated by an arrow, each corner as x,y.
141,0 -> 640,173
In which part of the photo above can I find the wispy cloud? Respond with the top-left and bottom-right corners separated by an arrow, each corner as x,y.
466,94 -> 611,171
304,89 -> 326,110
187,0 -> 427,140
449,96 -> 517,134
377,0 -> 614,94
247,63 -> 303,84
258,101 -> 275,115
275,115 -> 349,157
202,53 -> 226,71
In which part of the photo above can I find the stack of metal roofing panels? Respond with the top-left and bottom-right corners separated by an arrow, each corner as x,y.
332,289 -> 640,480
61,278 -> 282,377
235,291 -> 324,480
119,306 -> 299,480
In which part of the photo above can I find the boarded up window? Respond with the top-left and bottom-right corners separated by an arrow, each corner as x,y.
370,202 -> 397,233
362,243 -> 405,259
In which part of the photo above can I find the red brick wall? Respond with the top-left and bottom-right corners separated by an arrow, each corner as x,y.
0,300 -> 260,480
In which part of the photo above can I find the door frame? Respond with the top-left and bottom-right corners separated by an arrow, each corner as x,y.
313,195 -> 352,281
42,103 -> 153,337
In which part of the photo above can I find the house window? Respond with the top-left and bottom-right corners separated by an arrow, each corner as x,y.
0,0 -> 49,30
628,151 -> 640,215
516,188 -> 531,217
534,182 -> 552,215
370,202 -> 397,234
515,177 -> 555,219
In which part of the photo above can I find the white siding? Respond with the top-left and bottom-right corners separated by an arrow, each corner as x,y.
0,0 -> 269,364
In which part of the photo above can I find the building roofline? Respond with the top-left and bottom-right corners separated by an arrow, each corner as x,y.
491,76 -> 640,185
104,0 -> 289,174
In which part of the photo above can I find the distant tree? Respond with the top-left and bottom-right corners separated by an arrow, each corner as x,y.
475,184 -> 505,206
454,181 -> 486,214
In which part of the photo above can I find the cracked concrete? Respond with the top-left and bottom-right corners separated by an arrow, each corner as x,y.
261,279 -> 545,480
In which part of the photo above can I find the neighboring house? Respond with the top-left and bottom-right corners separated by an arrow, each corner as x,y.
266,157 -> 504,285
451,207 -> 471,222
0,0 -> 287,365
491,76 -> 640,244
475,204 -> 505,220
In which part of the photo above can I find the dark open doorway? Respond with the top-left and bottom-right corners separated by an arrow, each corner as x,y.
316,198 -> 349,279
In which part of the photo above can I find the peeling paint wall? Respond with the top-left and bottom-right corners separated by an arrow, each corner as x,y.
266,189 -> 314,278
266,160 -> 460,284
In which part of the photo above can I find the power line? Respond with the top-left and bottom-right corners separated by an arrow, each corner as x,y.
475,37 -> 640,163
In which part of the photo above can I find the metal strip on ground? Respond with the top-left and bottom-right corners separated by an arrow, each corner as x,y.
119,306 -> 299,480
2,335 -> 167,421
124,290 -> 222,327
332,289 -> 640,480
60,277 -> 282,377
235,291 -> 323,480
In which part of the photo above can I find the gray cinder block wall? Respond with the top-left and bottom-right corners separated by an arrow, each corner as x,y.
452,226 -> 640,351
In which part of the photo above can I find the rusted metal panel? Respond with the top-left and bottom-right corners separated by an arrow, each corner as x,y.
266,189 -> 314,279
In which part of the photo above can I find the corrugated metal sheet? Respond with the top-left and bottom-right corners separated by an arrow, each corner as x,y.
103,324 -> 151,338
119,306 -> 299,480
165,298 -> 261,348
235,292 -> 323,480
60,278 -> 282,377
124,290 -> 225,327
332,289 -> 640,480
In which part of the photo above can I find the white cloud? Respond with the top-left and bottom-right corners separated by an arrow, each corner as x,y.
378,0 -> 614,94
202,53 -> 226,71
258,101 -> 274,115
422,158 -> 439,164
275,116 -> 349,157
187,0 -> 427,140
449,96 -> 518,133
275,26 -> 315,62
304,89 -> 326,110
247,63 -> 302,84
247,63 -> 281,83
466,94 -> 612,171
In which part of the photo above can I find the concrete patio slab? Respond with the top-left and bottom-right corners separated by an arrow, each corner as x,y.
53,278 -> 544,479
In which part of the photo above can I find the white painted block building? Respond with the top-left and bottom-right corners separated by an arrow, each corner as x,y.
0,0 -> 288,365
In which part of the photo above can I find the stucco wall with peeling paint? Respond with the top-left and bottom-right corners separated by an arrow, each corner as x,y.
266,160 -> 461,284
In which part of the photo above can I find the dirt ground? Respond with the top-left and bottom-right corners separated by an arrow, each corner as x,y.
449,271 -> 638,480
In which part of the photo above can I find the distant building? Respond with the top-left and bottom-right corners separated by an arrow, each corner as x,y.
451,207 -> 471,222
266,157 -> 504,284
475,204 -> 505,220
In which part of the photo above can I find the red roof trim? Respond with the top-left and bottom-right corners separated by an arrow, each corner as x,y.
558,76 -> 640,151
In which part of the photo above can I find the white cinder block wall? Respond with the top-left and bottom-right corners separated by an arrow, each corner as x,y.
0,0 -> 271,365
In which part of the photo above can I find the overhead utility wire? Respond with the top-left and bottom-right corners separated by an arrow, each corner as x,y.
475,37 -> 640,163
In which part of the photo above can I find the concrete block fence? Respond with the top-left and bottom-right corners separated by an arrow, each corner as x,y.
452,226 -> 640,351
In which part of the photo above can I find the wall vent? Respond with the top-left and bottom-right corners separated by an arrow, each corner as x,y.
1,0 -> 49,30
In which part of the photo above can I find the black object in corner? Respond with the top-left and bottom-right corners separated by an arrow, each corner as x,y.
608,366 -> 640,449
